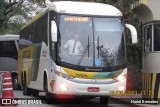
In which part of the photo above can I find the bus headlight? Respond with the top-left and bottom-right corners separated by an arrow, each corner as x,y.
116,75 -> 126,81
113,68 -> 127,81
60,83 -> 68,91
55,71 -> 74,79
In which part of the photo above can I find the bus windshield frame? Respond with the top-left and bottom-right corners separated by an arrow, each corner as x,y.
54,14 -> 126,71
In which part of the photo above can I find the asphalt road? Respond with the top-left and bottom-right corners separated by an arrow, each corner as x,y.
13,90 -> 138,107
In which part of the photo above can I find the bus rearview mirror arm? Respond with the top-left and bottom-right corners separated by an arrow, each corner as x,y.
51,21 -> 57,42
125,24 -> 137,44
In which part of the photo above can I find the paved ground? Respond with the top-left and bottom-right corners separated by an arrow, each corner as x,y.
12,90 -> 141,107
112,94 -> 159,107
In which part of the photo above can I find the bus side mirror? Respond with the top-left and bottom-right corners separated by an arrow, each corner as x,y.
51,21 -> 57,42
125,24 -> 137,44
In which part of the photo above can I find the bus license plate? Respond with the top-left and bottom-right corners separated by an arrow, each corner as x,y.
87,87 -> 100,92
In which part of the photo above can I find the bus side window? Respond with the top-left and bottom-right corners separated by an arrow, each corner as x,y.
34,14 -> 48,45
154,24 -> 160,51
144,25 -> 152,52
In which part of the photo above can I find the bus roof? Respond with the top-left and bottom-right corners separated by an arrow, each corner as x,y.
0,34 -> 19,41
21,1 -> 122,30
49,1 -> 122,16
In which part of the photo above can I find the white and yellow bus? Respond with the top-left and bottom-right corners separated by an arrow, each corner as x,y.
18,1 -> 137,104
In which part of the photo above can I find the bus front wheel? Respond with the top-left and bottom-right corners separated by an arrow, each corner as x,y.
12,74 -> 19,90
44,75 -> 52,104
32,89 -> 39,97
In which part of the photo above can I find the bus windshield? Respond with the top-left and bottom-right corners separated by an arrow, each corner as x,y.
0,40 -> 18,72
0,41 -> 18,60
58,15 -> 125,67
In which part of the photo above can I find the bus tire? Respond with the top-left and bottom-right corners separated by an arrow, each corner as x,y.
100,96 -> 109,105
32,89 -> 39,97
23,74 -> 31,96
21,73 -> 23,90
12,74 -> 19,90
44,75 -> 52,104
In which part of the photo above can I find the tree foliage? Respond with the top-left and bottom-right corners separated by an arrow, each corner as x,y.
0,0 -> 24,26
0,0 -> 39,34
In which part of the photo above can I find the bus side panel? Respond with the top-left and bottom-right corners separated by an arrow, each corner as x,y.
18,49 -> 23,86
18,45 -> 35,87
35,42 -> 50,91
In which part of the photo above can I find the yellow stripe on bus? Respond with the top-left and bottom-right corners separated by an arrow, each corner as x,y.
146,73 -> 148,98
151,73 -> 156,99
148,73 -> 150,98
147,73 -> 149,98
62,67 -> 97,79
148,73 -> 151,98
149,73 -> 151,98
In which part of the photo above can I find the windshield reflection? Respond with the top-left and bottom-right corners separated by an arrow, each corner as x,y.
94,18 -> 125,66
58,15 -> 126,67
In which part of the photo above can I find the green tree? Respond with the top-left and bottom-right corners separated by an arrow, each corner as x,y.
0,0 -> 36,34
0,0 -> 6,27
0,0 -> 24,26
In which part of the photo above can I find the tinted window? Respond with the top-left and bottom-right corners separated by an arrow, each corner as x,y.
20,25 -> 34,49
34,14 -> 48,44
144,25 -> 152,52
154,24 -> 160,51
0,41 -> 18,60
59,15 -> 125,67
20,14 -> 48,49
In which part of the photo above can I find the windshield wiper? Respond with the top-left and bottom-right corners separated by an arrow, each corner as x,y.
96,36 -> 111,67
77,35 -> 90,66
97,36 -> 103,58
99,47 -> 112,67
97,36 -> 100,58
88,35 -> 90,58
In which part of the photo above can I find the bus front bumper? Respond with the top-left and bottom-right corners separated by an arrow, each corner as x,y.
53,75 -> 126,96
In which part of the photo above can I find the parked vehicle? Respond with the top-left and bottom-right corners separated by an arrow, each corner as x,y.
0,34 -> 20,90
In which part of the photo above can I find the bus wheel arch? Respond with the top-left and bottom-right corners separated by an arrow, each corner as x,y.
43,71 -> 52,103
43,71 -> 48,91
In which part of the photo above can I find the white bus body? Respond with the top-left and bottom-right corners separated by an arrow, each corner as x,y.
18,1 -> 137,104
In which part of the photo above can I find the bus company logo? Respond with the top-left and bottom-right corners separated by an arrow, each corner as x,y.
1,99 -> 42,105
85,68 -> 102,72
